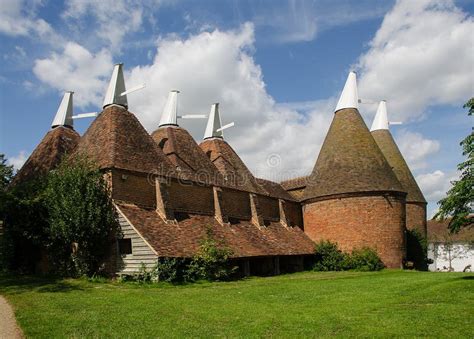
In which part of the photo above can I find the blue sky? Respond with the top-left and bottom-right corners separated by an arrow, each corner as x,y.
0,0 -> 473,216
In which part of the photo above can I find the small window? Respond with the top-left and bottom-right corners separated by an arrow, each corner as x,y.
119,238 -> 132,255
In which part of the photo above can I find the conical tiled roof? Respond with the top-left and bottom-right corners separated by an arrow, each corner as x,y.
372,129 -> 426,203
151,126 -> 222,184
75,105 -> 174,175
12,126 -> 80,185
199,138 -> 266,194
303,107 -> 404,200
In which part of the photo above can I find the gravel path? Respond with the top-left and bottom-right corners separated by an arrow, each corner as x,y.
0,296 -> 23,339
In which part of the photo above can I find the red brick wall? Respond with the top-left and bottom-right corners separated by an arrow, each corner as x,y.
258,196 -> 279,221
168,182 -> 214,214
406,202 -> 427,238
221,188 -> 251,219
111,169 -> 156,208
303,194 -> 406,268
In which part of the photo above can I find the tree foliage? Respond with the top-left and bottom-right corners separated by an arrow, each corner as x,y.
44,156 -> 120,276
435,98 -> 474,232
0,154 -> 13,190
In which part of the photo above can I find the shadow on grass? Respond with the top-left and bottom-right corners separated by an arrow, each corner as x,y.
460,275 -> 474,280
0,273 -> 84,295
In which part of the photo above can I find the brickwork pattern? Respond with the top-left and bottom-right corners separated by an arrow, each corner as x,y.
111,169 -> 156,208
303,194 -> 406,268
406,202 -> 427,237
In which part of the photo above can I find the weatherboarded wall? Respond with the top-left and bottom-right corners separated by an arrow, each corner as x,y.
116,208 -> 158,275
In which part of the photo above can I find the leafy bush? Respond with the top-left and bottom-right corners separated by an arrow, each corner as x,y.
186,229 -> 237,281
154,257 -> 188,283
346,247 -> 384,271
313,241 -> 384,272
313,240 -> 348,271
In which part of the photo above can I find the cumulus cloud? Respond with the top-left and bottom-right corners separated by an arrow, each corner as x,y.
62,0 -> 147,50
0,0 -> 60,42
416,170 -> 458,203
357,0 -> 474,121
126,23 -> 333,180
33,42 -> 113,108
7,150 -> 28,171
395,129 -> 440,170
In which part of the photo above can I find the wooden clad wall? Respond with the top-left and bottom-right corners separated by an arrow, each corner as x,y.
116,212 -> 158,275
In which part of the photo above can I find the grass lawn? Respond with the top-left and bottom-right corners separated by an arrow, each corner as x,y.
0,270 -> 473,338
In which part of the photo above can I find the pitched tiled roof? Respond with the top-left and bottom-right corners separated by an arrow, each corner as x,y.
280,176 -> 309,191
199,138 -> 267,194
255,178 -> 296,200
304,108 -> 404,200
12,126 -> 80,185
116,202 -> 315,258
151,126 -> 222,184
372,129 -> 426,203
427,218 -> 474,242
74,105 -> 175,175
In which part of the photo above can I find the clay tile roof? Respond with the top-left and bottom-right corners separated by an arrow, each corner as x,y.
372,129 -> 426,203
427,218 -> 474,242
12,126 -> 80,185
151,126 -> 222,184
116,202 -> 315,258
255,178 -> 296,200
74,105 -> 174,175
199,138 -> 267,194
280,176 -> 309,191
304,108 -> 404,200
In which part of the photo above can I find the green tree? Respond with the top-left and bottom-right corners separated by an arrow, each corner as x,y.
44,156 -> 120,276
0,154 -> 13,190
435,98 -> 474,232
0,154 -> 14,218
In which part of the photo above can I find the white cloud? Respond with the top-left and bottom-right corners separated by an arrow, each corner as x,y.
7,150 -> 28,171
416,170 -> 458,203
395,129 -> 440,170
0,0 -> 59,42
62,0 -> 147,50
357,0 -> 474,122
33,42 -> 113,108
125,23 -> 333,180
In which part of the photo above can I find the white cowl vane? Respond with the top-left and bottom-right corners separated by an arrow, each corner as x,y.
203,103 -> 224,139
335,71 -> 359,112
103,63 -> 128,109
51,91 -> 74,128
159,90 -> 180,127
370,100 -> 389,131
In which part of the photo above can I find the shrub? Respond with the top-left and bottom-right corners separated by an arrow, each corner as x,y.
313,240 -> 348,271
154,257 -> 189,283
313,241 -> 384,272
346,247 -> 384,271
185,228 -> 237,281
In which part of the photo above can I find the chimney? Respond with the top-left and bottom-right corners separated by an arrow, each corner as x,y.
51,91 -> 74,129
103,63 -> 128,109
159,90 -> 180,127
203,103 -> 224,139
335,71 -> 358,113
370,100 -> 389,131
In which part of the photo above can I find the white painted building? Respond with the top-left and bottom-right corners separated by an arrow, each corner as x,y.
427,219 -> 474,272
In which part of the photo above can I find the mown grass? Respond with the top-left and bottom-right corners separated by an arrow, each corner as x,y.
1,270 -> 473,338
